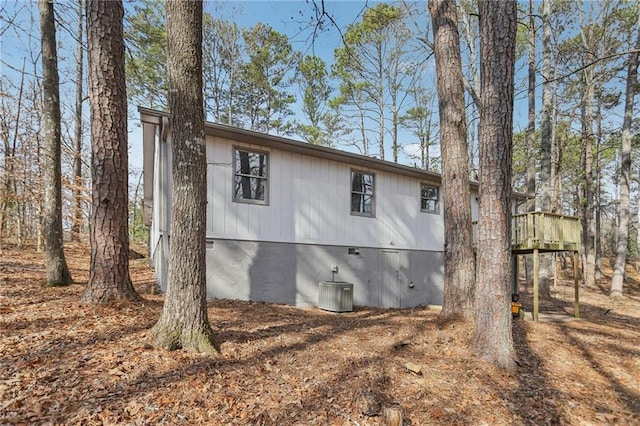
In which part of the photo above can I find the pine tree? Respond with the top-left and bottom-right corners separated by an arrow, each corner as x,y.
151,0 -> 219,353
428,0 -> 474,321
83,0 -> 139,303
39,0 -> 72,286
474,0 -> 518,369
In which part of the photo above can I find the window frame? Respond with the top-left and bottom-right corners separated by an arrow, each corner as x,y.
420,183 -> 440,214
350,169 -> 376,218
232,146 -> 270,205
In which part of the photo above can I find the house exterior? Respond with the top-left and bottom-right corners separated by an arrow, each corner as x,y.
140,107 -> 511,309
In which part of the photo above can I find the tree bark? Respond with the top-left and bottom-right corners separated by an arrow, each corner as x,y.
539,0 -> 553,212
611,16 -> 639,300
83,0 -> 139,303
550,64 -> 560,212
595,101 -> 603,280
580,72 -> 596,289
524,0 -> 537,292
39,0 -> 73,286
428,0 -> 475,321
526,0 -> 536,213
0,60 -> 25,249
152,0 -> 219,353
474,0 -> 517,369
459,5 -> 481,174
71,0 -> 84,242
537,0 -> 553,298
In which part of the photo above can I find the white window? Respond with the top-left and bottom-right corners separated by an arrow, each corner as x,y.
233,147 -> 268,204
421,183 -> 439,214
351,170 -> 375,217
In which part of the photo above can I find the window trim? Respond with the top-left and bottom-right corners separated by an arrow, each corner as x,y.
420,182 -> 440,214
232,146 -> 270,206
350,169 -> 376,218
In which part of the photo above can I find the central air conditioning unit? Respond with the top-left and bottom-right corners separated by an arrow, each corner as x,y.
318,281 -> 353,312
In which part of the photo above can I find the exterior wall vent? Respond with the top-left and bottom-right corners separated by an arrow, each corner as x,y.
318,281 -> 353,312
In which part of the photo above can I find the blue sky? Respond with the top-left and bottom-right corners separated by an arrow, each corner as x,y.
153,1 -> 432,171
208,1 -> 387,54
200,1 -> 435,164
1,0 -> 411,174
0,1 -> 629,186
0,1 -> 524,169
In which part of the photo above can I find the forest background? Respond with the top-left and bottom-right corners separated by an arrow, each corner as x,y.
1,0 -> 639,286
1,0 -> 639,421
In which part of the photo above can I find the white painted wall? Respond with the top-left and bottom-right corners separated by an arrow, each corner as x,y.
205,136 -> 445,251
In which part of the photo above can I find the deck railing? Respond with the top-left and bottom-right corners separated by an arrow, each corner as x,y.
473,211 -> 581,252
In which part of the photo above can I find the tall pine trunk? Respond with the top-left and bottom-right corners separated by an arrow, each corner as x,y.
526,0 -> 536,213
611,17 -> 639,300
550,62 -> 561,212
428,0 -> 475,321
83,0 -> 139,303
580,74 -> 596,289
595,101 -> 603,280
474,0 -> 517,369
152,0 -> 219,353
39,0 -> 72,286
524,0 -> 537,292
71,0 -> 84,242
537,0 -> 553,298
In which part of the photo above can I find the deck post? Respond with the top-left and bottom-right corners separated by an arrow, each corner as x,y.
512,254 -> 518,295
533,248 -> 539,321
573,250 -> 580,318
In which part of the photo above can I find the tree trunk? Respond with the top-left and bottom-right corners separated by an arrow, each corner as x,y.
474,0 -> 517,369
459,5 -> 480,175
0,60 -> 25,249
460,7 -> 480,111
581,74 -> 596,289
539,0 -> 553,212
611,18 -> 639,300
378,77 -> 385,161
537,0 -> 553,298
359,104 -> 368,157
525,0 -> 537,292
637,194 -> 640,263
424,114 -> 432,171
71,0 -> 84,242
392,105 -> 399,163
39,0 -> 73,286
550,63 -> 561,213
428,0 -> 475,322
83,0 -> 139,303
551,64 -> 566,213
595,101 -> 603,280
526,0 -> 536,213
152,0 -> 219,353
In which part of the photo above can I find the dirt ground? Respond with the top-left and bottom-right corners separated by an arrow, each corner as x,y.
1,244 -> 639,425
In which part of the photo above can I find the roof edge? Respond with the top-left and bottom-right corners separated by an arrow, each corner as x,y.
137,106 -> 532,199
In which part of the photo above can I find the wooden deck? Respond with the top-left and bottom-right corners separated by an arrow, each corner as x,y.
473,211 -> 582,321
473,211 -> 582,253
512,211 -> 581,253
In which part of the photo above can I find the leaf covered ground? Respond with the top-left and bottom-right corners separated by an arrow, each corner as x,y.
1,244 -> 639,425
